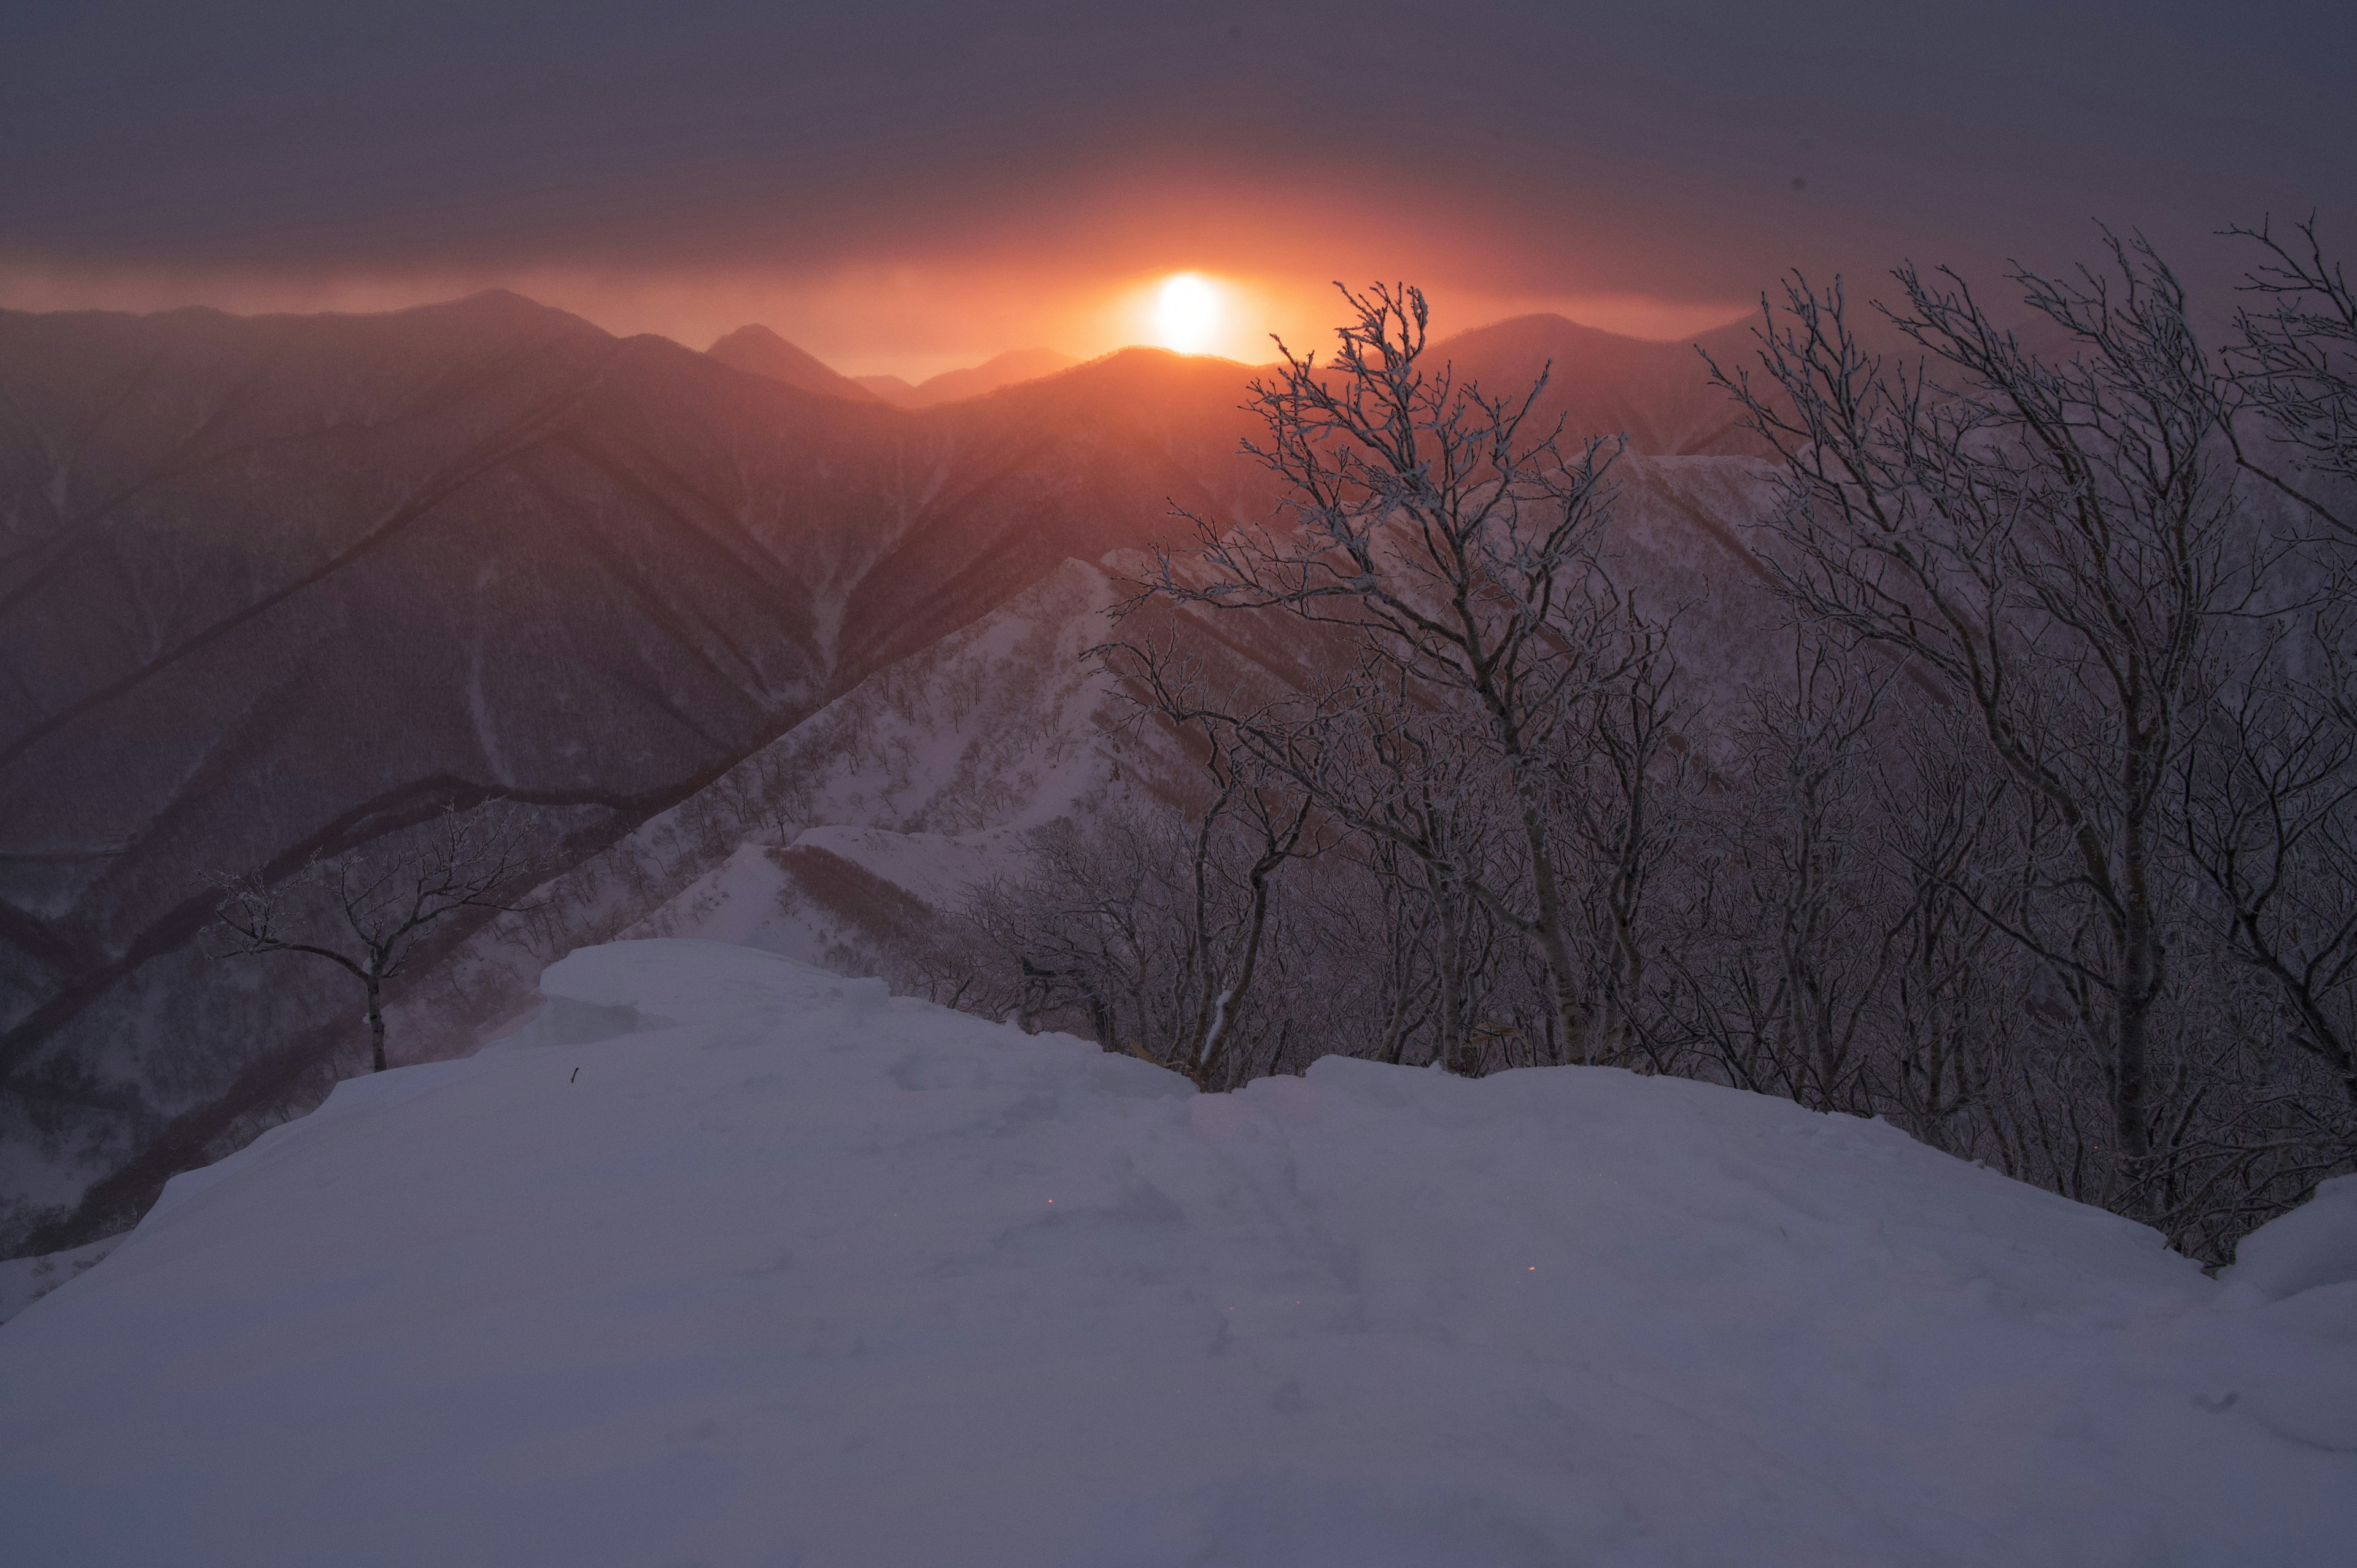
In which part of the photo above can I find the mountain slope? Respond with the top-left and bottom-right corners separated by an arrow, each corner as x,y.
0,307 -> 1280,1254
1,938 -> 2348,1566
1424,313 -> 1763,456
0,294 -> 1785,1256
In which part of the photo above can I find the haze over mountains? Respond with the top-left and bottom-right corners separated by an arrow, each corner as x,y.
851,348 -> 1083,408
0,288 -> 1776,1258
705,330 -> 1080,411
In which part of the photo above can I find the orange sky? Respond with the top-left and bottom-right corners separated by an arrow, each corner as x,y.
0,262 -> 1751,379
4,4 -> 2348,379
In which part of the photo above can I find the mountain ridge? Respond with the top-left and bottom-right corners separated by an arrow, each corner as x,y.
0,287 -> 1779,1256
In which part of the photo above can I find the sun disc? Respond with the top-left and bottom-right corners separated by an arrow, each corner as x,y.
1153,273 -> 1221,354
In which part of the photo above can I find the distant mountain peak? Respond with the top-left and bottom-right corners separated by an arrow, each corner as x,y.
706,326 -> 883,404
708,322 -> 791,353
449,286 -> 551,311
395,289 -> 608,336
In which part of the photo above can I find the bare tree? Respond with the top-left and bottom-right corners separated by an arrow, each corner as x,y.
1161,742 -> 1318,1088
1107,644 -> 1508,1071
935,247 -> 2347,1257
1709,236 -> 2266,1210
1651,639 -> 1898,1107
206,808 -> 542,1073
2225,215 -> 2357,539
1126,282 -> 1656,1059
1291,834 -> 1447,1067
2183,639 -> 2357,1116
1552,616 -> 1688,1065
970,697 -> 1318,1092
1869,712 -> 2034,1164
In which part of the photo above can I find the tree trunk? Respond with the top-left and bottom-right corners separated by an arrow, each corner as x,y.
1194,852 -> 1282,1087
365,973 -> 387,1073
1511,761 -> 1586,1064
2114,837 -> 2158,1175
1436,881 -> 1466,1072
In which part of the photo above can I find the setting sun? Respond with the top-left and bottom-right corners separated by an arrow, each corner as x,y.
1151,272 -> 1221,354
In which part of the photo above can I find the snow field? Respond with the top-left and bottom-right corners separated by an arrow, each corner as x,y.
0,938 -> 2350,1566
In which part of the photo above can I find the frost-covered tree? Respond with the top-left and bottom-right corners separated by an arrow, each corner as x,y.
2226,215 -> 2357,538
1707,238 -> 2270,1211
958,237 -> 2355,1259
1123,282 -> 1666,1062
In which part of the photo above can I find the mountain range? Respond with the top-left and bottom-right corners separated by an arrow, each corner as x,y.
0,289 -> 1778,1257
851,348 -> 1083,408
705,330 -> 1082,411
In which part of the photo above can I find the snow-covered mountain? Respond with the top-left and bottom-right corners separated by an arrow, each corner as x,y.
0,298 -> 1271,1253
1,937 -> 2349,1566
0,290 -> 1785,1259
378,454 -> 1792,1098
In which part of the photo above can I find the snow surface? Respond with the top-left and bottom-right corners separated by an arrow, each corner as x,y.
2223,1173 -> 2357,1302
0,1235 -> 119,1326
2,938 -> 2351,1567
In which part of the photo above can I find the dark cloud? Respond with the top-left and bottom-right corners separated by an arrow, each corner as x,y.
4,0 -> 2350,352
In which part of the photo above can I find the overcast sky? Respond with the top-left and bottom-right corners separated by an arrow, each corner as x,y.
4,1 -> 2350,374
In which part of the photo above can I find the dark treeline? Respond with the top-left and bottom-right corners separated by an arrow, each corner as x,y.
919,224 -> 2357,1265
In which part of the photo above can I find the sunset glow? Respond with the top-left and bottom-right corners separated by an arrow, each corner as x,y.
4,4 -> 2353,1559
1151,273 -> 1221,354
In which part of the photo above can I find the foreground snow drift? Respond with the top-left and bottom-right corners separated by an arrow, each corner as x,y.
1,941 -> 2350,1567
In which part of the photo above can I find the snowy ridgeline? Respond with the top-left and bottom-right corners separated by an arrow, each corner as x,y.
1,941 -> 2351,1567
